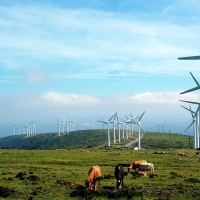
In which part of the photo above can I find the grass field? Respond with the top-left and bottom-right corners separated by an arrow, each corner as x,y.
0,147 -> 200,200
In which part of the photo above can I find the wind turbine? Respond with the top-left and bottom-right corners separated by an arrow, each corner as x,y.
17,125 -> 21,135
181,105 -> 198,148
180,100 -> 200,148
56,118 -> 61,136
32,123 -> 36,135
125,115 -> 131,138
135,111 -> 145,150
121,118 -> 126,141
97,113 -> 116,147
179,72 -> 200,148
65,117 -> 70,133
115,114 -> 122,143
109,112 -> 117,144
71,119 -> 76,131
125,123 -> 129,140
12,125 -> 16,135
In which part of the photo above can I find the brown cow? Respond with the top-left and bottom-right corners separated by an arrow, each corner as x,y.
85,165 -> 101,190
128,160 -> 147,172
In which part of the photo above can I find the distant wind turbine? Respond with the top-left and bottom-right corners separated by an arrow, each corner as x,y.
56,118 -> 61,136
12,125 -> 16,135
97,113 -> 116,147
17,125 -> 21,135
135,111 -> 145,150
115,114 -> 122,143
109,112 -> 117,144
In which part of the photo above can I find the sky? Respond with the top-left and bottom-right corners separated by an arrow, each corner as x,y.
1,0 -> 200,137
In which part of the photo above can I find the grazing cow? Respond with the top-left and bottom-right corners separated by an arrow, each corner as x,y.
136,170 -> 147,176
179,152 -> 186,156
128,160 -> 147,172
115,164 -> 125,189
85,165 -> 101,190
138,163 -> 154,175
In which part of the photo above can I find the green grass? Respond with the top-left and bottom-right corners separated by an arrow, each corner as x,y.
0,147 -> 200,199
0,131 -> 198,199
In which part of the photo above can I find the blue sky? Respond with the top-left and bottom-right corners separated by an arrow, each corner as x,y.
1,0 -> 200,137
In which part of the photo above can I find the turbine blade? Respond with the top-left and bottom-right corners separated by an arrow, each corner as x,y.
179,100 -> 200,105
97,120 -> 106,124
114,112 -> 117,120
184,120 -> 195,132
178,55 -> 200,60
189,105 -> 194,118
180,86 -> 200,94
138,111 -> 145,122
181,105 -> 195,114
190,72 -> 200,86
109,113 -> 116,122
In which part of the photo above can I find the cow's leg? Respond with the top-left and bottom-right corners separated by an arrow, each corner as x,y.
117,180 -> 121,188
94,180 -> 97,190
121,179 -> 124,189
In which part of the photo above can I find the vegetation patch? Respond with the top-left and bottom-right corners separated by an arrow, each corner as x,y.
0,186 -> 14,198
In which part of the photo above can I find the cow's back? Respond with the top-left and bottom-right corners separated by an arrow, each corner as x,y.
138,163 -> 153,171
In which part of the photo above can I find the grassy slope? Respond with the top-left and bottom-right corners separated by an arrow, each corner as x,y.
0,130 -> 192,150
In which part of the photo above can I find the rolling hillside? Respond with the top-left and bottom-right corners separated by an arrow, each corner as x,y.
0,130 -> 193,150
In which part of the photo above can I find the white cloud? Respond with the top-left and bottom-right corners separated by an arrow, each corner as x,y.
102,91 -> 200,105
39,91 -> 200,107
42,91 -> 101,105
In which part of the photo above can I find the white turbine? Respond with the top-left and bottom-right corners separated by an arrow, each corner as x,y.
12,125 -> 16,135
135,111 -> 145,150
121,119 -> 126,141
97,113 -> 116,147
115,114 -> 122,143
179,72 -> 200,148
65,117 -> 70,133
180,100 -> 200,148
109,112 -> 117,144
71,120 -> 76,131
56,118 -> 61,136
17,125 -> 21,135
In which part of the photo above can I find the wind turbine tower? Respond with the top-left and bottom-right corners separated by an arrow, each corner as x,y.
179,72 -> 200,148
136,111 -> 145,150
97,113 -> 116,147
12,125 -> 16,135
181,105 -> 197,148
56,118 -> 61,136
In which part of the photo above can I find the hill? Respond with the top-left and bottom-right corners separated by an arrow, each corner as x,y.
0,130 -> 193,150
